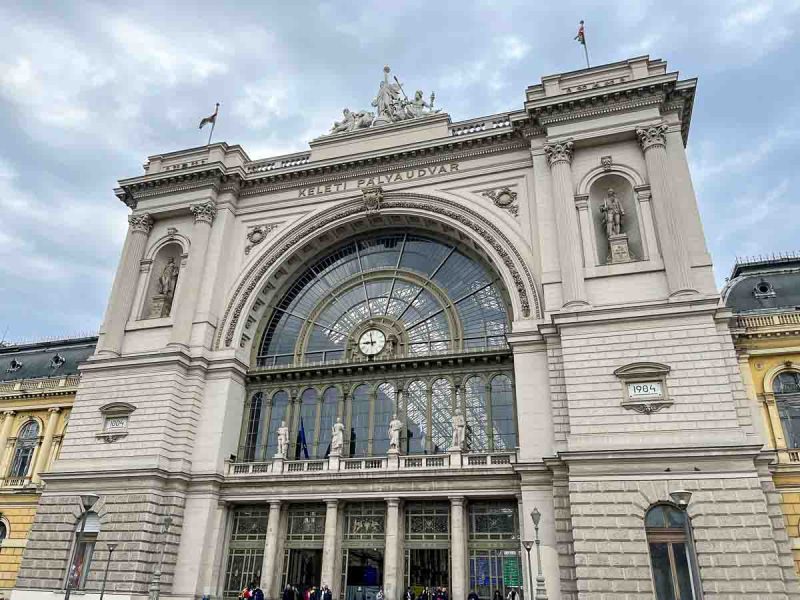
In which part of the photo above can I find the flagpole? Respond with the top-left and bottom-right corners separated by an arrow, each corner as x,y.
583,41 -> 590,69
206,120 -> 215,146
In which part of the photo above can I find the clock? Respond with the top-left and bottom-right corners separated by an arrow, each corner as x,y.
358,329 -> 386,356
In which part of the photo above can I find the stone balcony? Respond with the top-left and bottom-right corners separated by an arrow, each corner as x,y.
227,450 -> 516,477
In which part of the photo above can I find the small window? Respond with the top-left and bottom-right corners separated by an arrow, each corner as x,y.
753,279 -> 776,299
6,359 -> 22,373
50,354 -> 66,369
67,511 -> 100,590
645,504 -> 700,600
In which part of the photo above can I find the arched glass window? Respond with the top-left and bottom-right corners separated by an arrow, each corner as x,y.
774,371 -> 800,448
405,381 -> 427,455
490,375 -> 516,450
645,504 -> 699,600
9,420 -> 39,478
242,392 -> 264,462
317,387 -> 340,458
464,377 -> 488,451
68,511 -> 100,590
295,388 -> 318,460
431,379 -> 452,454
265,391 -> 289,458
0,521 -> 7,543
349,385 -> 370,456
257,234 -> 510,367
373,383 -> 395,455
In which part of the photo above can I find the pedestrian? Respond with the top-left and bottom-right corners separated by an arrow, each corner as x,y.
240,584 -> 252,600
283,585 -> 293,600
493,590 -> 501,600
469,591 -> 480,600
405,586 -> 416,600
506,588 -> 516,600
252,582 -> 265,600
377,588 -> 385,600
321,585 -> 333,600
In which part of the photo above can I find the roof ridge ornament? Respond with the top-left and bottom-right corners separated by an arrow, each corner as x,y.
326,65 -> 441,136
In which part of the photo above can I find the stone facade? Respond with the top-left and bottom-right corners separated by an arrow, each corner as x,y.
10,57 -> 800,600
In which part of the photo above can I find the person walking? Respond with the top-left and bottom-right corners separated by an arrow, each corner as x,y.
252,582 -> 265,600
377,588 -> 385,600
469,591 -> 480,600
405,587 -> 416,600
283,585 -> 293,600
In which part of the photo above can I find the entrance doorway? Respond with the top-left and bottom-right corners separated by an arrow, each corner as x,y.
343,548 -> 384,600
285,549 -> 323,596
406,548 -> 449,595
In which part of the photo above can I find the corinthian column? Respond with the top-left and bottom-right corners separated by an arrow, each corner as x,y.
97,213 -> 154,356
169,200 -> 216,348
636,124 -> 695,295
32,408 -> 60,483
543,141 -> 588,308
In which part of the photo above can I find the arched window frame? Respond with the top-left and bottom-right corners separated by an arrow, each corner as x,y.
65,510 -> 101,590
8,419 -> 40,480
771,369 -> 800,450
644,502 -> 702,600
0,517 -> 9,545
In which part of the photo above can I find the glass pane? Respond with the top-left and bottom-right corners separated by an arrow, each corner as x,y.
490,375 -> 516,450
405,381 -> 428,455
673,543 -> 695,600
373,383 -> 395,455
469,502 -> 519,541
317,387 -> 340,458
777,394 -> 800,449
464,377 -> 488,451
645,506 -> 666,528
349,385 -> 370,456
431,379 -> 452,454
649,543 -> 676,600
295,388 -> 318,460
666,506 -> 687,528
242,392 -> 264,462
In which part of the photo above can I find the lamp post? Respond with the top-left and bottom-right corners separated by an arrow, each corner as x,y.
530,508 -> 548,600
99,543 -> 117,600
521,541 -> 534,600
148,514 -> 173,600
64,493 -> 100,600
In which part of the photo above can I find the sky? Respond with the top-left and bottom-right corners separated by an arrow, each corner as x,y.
1,0 -> 799,342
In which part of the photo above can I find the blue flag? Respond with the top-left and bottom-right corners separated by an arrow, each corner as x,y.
297,417 -> 309,460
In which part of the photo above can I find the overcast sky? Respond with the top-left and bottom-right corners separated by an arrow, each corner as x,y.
1,0 -> 799,341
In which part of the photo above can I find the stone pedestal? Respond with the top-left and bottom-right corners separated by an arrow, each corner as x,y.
148,293 -> 173,318
387,448 -> 400,470
448,447 -> 463,467
272,455 -> 284,474
607,233 -> 633,264
328,454 -> 340,472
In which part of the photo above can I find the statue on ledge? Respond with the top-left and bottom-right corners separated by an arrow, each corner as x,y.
331,418 -> 345,456
450,408 -> 466,450
276,421 -> 289,458
388,414 -> 402,452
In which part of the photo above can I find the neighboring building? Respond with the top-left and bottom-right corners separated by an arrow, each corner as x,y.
11,56 -> 800,600
724,254 -> 800,573
0,337 -> 95,597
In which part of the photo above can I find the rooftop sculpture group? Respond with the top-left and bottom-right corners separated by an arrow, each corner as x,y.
328,65 -> 440,135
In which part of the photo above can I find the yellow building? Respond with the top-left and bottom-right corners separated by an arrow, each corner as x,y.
725,255 -> 800,572
0,336 -> 95,597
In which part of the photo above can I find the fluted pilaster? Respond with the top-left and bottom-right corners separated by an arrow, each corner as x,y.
636,124 -> 695,295
543,141 -> 588,307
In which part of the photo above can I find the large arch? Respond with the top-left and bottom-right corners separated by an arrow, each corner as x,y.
215,191 -> 542,353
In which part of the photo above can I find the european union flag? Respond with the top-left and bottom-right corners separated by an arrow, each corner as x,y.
296,417 -> 309,460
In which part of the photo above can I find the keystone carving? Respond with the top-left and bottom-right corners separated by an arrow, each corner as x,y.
190,200 -> 217,224
636,124 -> 668,152
601,155 -> 613,171
362,185 -> 384,213
128,213 -> 154,234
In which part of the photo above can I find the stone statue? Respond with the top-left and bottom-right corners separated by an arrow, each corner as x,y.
600,187 -> 625,239
158,257 -> 179,296
330,108 -> 356,134
372,69 -> 404,123
276,421 -> 289,458
331,418 -> 344,456
388,414 -> 402,452
405,90 -> 437,119
451,408 -> 466,450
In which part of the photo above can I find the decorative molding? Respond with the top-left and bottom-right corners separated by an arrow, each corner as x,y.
614,362 -> 672,414
636,124 -> 668,152
482,187 -> 519,217
634,185 -> 652,203
190,200 -> 217,224
543,141 -> 574,167
128,213 -> 154,234
217,193 -> 541,349
362,185 -> 384,213
245,224 -> 279,255
573,194 -> 589,210
601,156 -> 613,171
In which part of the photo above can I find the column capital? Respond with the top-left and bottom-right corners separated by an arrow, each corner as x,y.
573,194 -> 589,210
190,200 -> 217,225
448,495 -> 466,506
636,124 -> 668,152
47,407 -> 61,414
324,498 -> 339,508
267,500 -> 282,510
386,497 -> 401,507
128,213 -> 154,234
543,141 -> 574,167
2,411 -> 16,418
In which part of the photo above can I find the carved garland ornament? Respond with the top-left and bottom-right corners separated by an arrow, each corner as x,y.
482,187 -> 518,217
543,141 -> 574,167
216,194 -> 540,349
636,124 -> 668,152
128,213 -> 154,234
245,224 -> 279,255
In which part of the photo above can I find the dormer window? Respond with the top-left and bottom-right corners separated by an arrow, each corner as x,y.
6,359 -> 22,373
753,279 -> 776,299
49,354 -> 66,369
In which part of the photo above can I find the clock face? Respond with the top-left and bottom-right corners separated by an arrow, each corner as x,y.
358,329 -> 386,356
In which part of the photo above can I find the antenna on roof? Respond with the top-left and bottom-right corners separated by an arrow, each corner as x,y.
0,325 -> 8,346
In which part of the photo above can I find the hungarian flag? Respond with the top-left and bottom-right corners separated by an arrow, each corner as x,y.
574,20 -> 586,45
198,103 -> 219,129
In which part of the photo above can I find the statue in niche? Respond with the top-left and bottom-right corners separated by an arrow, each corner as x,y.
158,257 -> 180,296
450,408 -> 466,450
276,421 -> 289,458
600,187 -> 625,239
388,414 -> 402,453
331,418 -> 345,456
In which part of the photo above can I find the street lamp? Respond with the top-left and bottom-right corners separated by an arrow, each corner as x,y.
64,493 -> 100,600
148,514 -> 173,600
669,490 -> 692,509
530,508 -> 548,600
521,541 -> 534,600
99,543 -> 117,600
